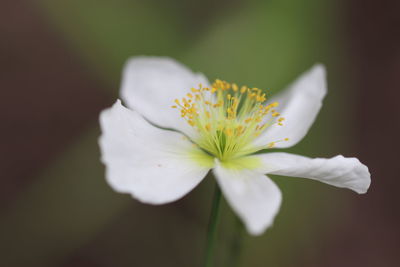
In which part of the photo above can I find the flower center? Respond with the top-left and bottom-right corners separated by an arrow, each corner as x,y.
172,80 -> 288,161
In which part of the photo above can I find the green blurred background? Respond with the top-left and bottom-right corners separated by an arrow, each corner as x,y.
1,0 -> 399,266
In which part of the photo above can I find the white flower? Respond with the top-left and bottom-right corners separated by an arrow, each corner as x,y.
99,56 -> 371,235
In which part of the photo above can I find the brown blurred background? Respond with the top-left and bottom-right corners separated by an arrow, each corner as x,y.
0,0 -> 399,266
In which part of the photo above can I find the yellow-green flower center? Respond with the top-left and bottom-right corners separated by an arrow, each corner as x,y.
172,80 -> 288,161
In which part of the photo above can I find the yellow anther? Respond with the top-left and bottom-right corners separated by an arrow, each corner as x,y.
171,105 -> 177,108
187,93 -> 193,98
272,112 -> 280,117
240,86 -> 247,93
232,83 -> 238,92
205,123 -> 211,131
236,125 -> 244,136
284,138 -> 289,141
245,118 -> 253,123
225,128 -> 233,137
268,142 -> 276,148
271,102 -> 279,107
232,101 -> 238,109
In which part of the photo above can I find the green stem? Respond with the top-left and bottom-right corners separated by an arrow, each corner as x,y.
203,183 -> 222,267
227,216 -> 244,267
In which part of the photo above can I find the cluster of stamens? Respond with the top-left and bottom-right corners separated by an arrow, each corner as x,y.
172,80 -> 288,160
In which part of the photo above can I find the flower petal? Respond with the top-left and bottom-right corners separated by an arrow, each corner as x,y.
99,100 -> 213,204
213,162 -> 282,235
254,64 -> 327,148
256,152 -> 371,194
120,56 -> 209,138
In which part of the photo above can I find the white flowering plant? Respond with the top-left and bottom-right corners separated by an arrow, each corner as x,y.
99,56 -> 370,265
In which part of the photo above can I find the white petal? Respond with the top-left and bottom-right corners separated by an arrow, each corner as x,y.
99,100 -> 213,204
213,162 -> 282,235
256,152 -> 371,194
120,56 -> 209,138
254,64 -> 327,148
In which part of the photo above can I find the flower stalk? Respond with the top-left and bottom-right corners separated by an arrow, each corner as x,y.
227,216 -> 244,267
203,182 -> 222,267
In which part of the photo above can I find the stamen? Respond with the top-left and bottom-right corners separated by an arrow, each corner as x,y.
171,80 -> 286,160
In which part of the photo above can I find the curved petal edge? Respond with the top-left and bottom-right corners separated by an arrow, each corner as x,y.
120,56 -> 209,138
213,162 -> 282,235
254,64 -> 327,149
99,100 -> 212,204
256,152 -> 371,194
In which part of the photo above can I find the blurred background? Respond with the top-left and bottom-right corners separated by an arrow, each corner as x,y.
1,0 -> 399,266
